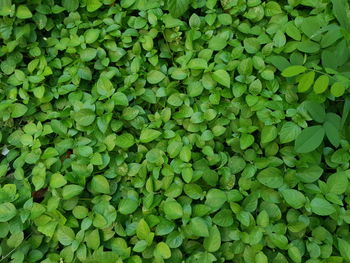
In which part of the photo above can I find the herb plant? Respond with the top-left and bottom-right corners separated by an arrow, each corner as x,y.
1,0 -> 350,262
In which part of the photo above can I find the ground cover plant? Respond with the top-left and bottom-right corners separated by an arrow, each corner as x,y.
1,0 -> 350,262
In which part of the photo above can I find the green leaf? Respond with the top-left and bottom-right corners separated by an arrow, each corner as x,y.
188,58 -> 208,70
16,5 -> 32,19
205,189 -> 227,210
0,202 -> 16,222
163,200 -> 183,219
97,76 -> 114,97
212,69 -> 230,88
62,0 -> 79,11
331,82 -> 346,97
57,226 -> 75,246
0,0 -> 12,16
261,125 -> 277,144
50,173 -> 67,188
304,101 -> 325,123
154,242 -> 171,259
297,71 -> 315,92
324,120 -> 341,148
257,167 -> 283,188
91,175 -> 110,194
310,197 -> 336,216
167,0 -> 190,18
327,172 -> 348,194
84,28 -> 100,44
140,128 -> 161,143
86,229 -> 100,249
240,133 -> 254,150
296,165 -> 323,183
281,65 -> 307,77
189,217 -> 209,237
279,122 -> 301,144
136,219 -> 151,240
73,109 -> 96,126
338,238 -> 350,261
203,226 -> 221,252
147,70 -> 166,84
294,126 -> 325,153
281,189 -> 306,209
62,184 -> 84,200
331,0 -> 350,33
116,133 -> 135,149
11,103 -> 28,118
313,75 -> 329,94
87,0 -> 102,12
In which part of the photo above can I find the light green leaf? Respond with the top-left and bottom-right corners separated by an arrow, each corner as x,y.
295,126 -> 325,153
91,175 -> 110,194
257,167 -> 283,188
16,5 -> 32,19
147,70 -> 166,84
87,0 -> 102,12
140,128 -> 162,143
0,202 -> 16,222
279,122 -> 301,144
281,65 -> 307,77
313,75 -> 329,94
212,69 -> 230,88
164,200 -> 183,219
73,109 -> 96,126
203,226 -> 221,252
327,172 -> 348,194
310,197 -> 335,216
281,189 -> 306,209
62,184 -> 84,200
297,71 -> 315,92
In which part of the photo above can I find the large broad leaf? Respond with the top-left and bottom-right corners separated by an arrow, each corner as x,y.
167,0 -> 190,18
310,197 -> 335,216
331,0 -> 350,33
294,126 -> 325,153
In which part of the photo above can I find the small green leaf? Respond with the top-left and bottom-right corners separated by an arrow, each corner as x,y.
87,0 -> 102,12
212,69 -> 230,88
16,5 -> 32,19
279,122 -> 301,144
257,167 -> 283,189
281,189 -> 306,209
73,109 -> 96,126
164,200 -> 183,219
313,75 -> 329,94
331,82 -> 346,97
338,238 -> 350,261
327,172 -> 348,194
203,225 -> 221,252
11,103 -> 28,118
62,184 -> 84,200
116,133 -> 135,149
281,65 -> 307,77
295,126 -> 325,153
297,71 -> 315,92
57,226 -> 75,246
310,197 -> 335,216
147,70 -> 166,84
91,175 -> 110,194
0,202 -> 16,222
140,128 -> 161,143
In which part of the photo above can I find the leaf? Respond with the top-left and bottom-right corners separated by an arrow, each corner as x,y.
296,165 -> 323,183
87,0 -> 102,12
0,202 -> 16,222
73,109 -> 96,126
294,126 -> 325,153
62,184 -> 84,200
212,69 -> 230,88
203,226 -> 221,252
16,5 -> 32,19
257,167 -> 283,188
279,122 -> 301,144
147,70 -> 166,84
281,189 -> 306,209
140,128 -> 162,143
154,242 -> 171,259
91,175 -> 110,194
11,103 -> 28,118
341,96 -> 350,128
62,0 -> 79,11
97,76 -> 114,97
163,200 -> 183,219
327,172 -> 348,194
167,0 -> 190,18
313,75 -> 329,94
338,238 -> 350,261
240,133 -> 254,150
330,82 -> 346,97
188,58 -> 208,70
0,0 -> 12,16
116,133 -> 135,149
189,217 -> 209,237
57,226 -> 75,246
331,0 -> 350,33
205,189 -> 227,210
310,197 -> 336,216
304,101 -> 326,123
281,65 -> 307,77
324,120 -> 341,148
136,219 -> 151,240
261,125 -> 277,144
297,71 -> 315,92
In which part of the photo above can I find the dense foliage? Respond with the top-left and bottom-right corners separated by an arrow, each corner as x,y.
1,0 -> 350,262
